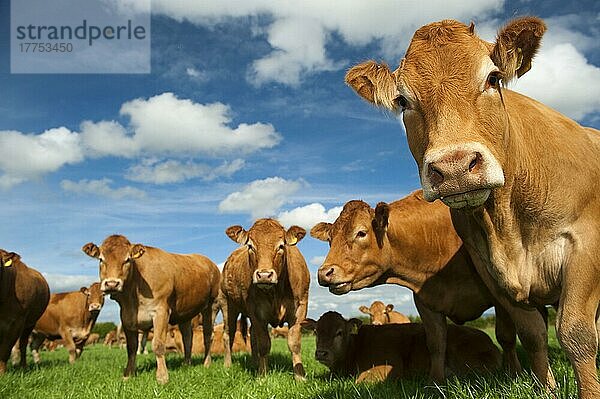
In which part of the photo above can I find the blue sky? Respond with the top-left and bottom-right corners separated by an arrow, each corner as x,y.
0,0 -> 599,323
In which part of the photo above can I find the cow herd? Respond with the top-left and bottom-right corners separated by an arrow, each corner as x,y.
0,16 -> 599,398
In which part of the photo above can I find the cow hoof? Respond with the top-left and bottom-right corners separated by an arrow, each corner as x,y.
294,374 -> 306,382
156,374 -> 168,385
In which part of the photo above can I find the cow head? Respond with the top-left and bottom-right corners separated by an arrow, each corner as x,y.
301,311 -> 361,369
82,235 -> 146,293
80,282 -> 105,313
346,18 -> 546,209
358,301 -> 394,325
0,250 -> 20,268
311,200 -> 390,295
226,219 -> 305,289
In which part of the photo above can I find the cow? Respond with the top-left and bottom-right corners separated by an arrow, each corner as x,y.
29,282 -> 105,364
220,219 -> 310,380
345,17 -> 600,397
301,311 -> 501,383
271,326 -> 289,338
82,234 -> 220,384
312,194 -> 521,381
0,250 -> 50,374
170,321 -> 251,355
86,333 -> 100,346
358,301 -> 410,325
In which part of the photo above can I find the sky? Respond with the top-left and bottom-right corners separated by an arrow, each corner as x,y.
0,0 -> 599,323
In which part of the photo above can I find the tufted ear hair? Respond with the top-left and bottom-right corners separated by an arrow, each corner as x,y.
490,17 -> 546,82
385,304 -> 394,313
1,252 -> 20,267
345,60 -> 400,112
358,305 -> 371,315
130,244 -> 145,259
80,287 -> 90,296
348,318 -> 362,334
310,222 -> 332,242
300,318 -> 317,331
285,226 -> 306,246
373,202 -> 390,249
82,242 -> 100,259
226,225 -> 248,245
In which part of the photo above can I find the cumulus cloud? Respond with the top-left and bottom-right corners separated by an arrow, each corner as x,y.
277,203 -> 342,230
60,178 -> 146,200
218,177 -> 303,218
80,120 -> 138,158
43,273 -> 99,292
150,0 -> 503,86
125,158 -> 244,184
0,127 -> 84,188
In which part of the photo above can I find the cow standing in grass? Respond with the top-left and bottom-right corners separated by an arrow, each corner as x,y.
0,250 -> 49,373
346,17 -> 600,398
30,282 -> 105,364
82,235 -> 220,384
220,219 -> 309,380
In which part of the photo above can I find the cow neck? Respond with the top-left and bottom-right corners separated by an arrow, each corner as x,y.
79,292 -> 99,334
343,332 -> 358,375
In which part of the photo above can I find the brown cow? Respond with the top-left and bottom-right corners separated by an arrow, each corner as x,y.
271,326 -> 289,338
170,321 -> 251,355
86,333 -> 100,346
302,311 -> 501,382
0,250 -> 50,374
82,234 -> 220,384
220,219 -> 310,380
345,17 -> 600,397
312,194 -> 520,381
30,282 -> 105,364
358,301 -> 410,325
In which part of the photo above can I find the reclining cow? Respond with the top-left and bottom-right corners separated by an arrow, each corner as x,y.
358,301 -> 410,325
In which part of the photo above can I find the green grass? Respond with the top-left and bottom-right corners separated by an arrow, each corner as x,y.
0,329 -> 588,399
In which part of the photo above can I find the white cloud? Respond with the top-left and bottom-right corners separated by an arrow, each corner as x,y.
310,255 -> 326,266
0,127 -> 84,188
277,203 -> 342,230
43,273 -> 98,293
151,0 -> 503,86
80,120 -> 138,158
125,158 -> 244,184
218,176 -> 303,218
185,67 -> 206,80
119,92 -> 281,156
60,178 -> 146,200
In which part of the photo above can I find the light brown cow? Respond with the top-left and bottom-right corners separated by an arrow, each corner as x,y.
271,326 -> 289,338
312,194 -> 520,381
86,333 -> 100,346
82,234 -> 220,384
0,250 -> 49,373
345,17 -> 600,397
220,219 -> 310,380
30,282 -> 105,364
358,301 -> 410,325
170,321 -> 251,355
302,311 -> 501,383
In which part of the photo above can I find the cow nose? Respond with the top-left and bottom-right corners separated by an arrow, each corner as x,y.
254,269 -> 276,284
317,264 -> 337,285
426,150 -> 480,188
315,350 -> 328,360
372,321 -> 383,326
89,303 -> 101,311
101,279 -> 121,292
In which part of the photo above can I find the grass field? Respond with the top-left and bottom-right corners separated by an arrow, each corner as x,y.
0,328 -> 587,399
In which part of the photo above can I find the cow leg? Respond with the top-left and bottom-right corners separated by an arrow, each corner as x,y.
201,305 -> 214,368
136,332 -> 144,355
179,320 -> 193,366
494,304 -> 522,375
287,322 -> 305,381
556,271 -> 600,399
252,321 -> 270,377
223,302 -> 238,368
414,295 -> 447,382
58,328 -> 77,364
11,342 -> 20,367
29,333 -> 45,364
152,309 -> 170,384
123,328 -> 138,380
17,327 -> 34,369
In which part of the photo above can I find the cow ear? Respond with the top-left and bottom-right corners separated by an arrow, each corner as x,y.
310,222 -> 332,242
385,304 -> 394,313
2,252 -> 19,267
491,17 -> 546,82
130,244 -> 145,259
300,318 -> 317,331
82,243 -> 100,259
358,305 -> 370,315
285,226 -> 306,246
80,287 -> 90,296
346,61 -> 400,112
348,318 -> 362,334
372,202 -> 390,249
226,225 -> 248,245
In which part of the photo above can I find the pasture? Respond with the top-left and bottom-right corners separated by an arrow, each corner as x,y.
0,330 -> 584,399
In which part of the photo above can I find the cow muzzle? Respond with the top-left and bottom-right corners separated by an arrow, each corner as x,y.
315,349 -> 332,366
101,278 -> 123,293
421,143 -> 504,209
253,269 -> 277,287
317,264 -> 351,295
88,303 -> 102,312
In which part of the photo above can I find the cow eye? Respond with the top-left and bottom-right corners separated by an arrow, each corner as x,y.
247,243 -> 254,251
396,95 -> 408,110
486,72 -> 501,89
356,230 -> 367,239
278,244 -> 285,251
